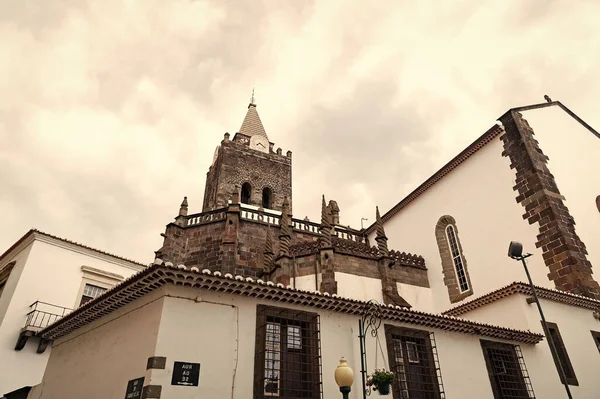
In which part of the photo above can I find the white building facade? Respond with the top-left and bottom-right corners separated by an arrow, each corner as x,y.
0,230 -> 146,397
29,264 -> 551,399
363,104 -> 600,397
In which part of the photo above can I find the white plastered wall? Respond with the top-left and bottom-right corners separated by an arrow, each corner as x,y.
447,294 -> 600,398
335,272 -> 384,303
396,282 -> 435,313
142,286 -> 547,399
28,288 -> 165,399
369,137 -> 548,313
0,238 -> 143,395
292,274 -> 318,292
522,299 -> 600,399
29,284 -> 592,399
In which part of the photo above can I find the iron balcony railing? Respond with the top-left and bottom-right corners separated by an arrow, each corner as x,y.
24,301 -> 72,330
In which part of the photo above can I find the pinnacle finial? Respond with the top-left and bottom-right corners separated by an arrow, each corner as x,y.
320,195 -> 332,248
250,88 -> 256,106
375,206 -> 388,256
179,196 -> 189,217
264,225 -> 274,270
279,198 -> 291,257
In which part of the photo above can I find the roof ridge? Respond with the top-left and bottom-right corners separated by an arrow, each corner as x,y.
0,229 -> 147,268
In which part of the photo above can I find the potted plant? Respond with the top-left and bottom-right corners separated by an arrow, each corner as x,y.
366,369 -> 395,395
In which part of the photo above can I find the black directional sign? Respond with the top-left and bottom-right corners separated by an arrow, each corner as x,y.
124,377 -> 144,399
171,361 -> 200,387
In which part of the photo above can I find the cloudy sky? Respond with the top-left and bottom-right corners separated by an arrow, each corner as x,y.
1,0 -> 599,263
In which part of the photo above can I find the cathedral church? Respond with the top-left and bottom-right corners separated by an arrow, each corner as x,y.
2,97 -> 600,399
153,98 -> 425,309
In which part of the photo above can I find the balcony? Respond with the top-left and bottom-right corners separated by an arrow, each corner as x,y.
15,301 -> 72,353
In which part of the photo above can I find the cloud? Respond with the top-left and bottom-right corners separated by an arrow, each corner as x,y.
1,0 -> 599,262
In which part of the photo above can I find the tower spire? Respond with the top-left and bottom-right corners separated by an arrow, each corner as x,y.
239,90 -> 268,140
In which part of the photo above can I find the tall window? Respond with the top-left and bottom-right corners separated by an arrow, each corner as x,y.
480,340 -> 536,398
445,225 -> 469,292
241,182 -> 252,204
254,305 -> 322,399
79,283 -> 108,306
543,322 -> 578,386
435,216 -> 473,303
384,325 -> 445,399
262,187 -> 273,209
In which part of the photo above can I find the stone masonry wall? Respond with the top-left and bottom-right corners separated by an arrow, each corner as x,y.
202,140 -> 292,213
333,253 -> 429,288
157,210 -> 428,290
500,110 -> 600,299
203,147 -> 223,211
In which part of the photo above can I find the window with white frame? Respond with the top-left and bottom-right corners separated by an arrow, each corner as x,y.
445,225 -> 469,292
75,266 -> 124,308
435,215 -> 473,303
79,283 -> 108,306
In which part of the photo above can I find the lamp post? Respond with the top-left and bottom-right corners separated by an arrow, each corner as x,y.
335,357 -> 354,399
507,241 -> 573,399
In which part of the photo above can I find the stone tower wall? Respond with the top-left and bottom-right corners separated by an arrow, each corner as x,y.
202,140 -> 292,212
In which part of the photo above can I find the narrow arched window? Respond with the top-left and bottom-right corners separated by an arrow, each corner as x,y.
262,187 -> 272,209
445,225 -> 469,292
435,216 -> 473,303
241,183 -> 252,204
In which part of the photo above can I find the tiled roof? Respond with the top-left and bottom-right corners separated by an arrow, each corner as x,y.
239,104 -> 268,140
0,229 -> 147,268
365,124 -> 503,234
443,282 -> 600,317
39,262 -> 543,344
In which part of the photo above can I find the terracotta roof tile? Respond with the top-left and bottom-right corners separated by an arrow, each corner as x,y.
39,263 -> 543,345
443,281 -> 600,316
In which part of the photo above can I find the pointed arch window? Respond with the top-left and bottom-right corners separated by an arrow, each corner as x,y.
241,183 -> 252,204
262,187 -> 273,209
435,216 -> 473,303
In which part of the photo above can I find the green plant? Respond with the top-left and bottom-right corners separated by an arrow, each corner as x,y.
366,369 -> 395,390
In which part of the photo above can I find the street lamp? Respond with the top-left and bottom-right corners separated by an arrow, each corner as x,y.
508,241 -> 573,399
335,357 -> 354,399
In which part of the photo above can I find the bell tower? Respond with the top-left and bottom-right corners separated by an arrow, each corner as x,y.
202,98 -> 293,213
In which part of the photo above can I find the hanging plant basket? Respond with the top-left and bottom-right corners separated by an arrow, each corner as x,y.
376,382 -> 391,395
367,369 -> 394,396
